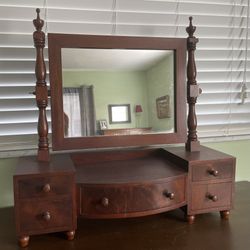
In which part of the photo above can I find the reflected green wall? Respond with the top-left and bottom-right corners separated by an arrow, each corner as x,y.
0,140 -> 249,208
0,158 -> 17,208
63,70 -> 149,129
146,54 -> 174,131
62,54 -> 174,132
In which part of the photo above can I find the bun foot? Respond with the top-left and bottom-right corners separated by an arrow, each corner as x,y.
187,215 -> 195,224
18,236 -> 29,247
66,230 -> 75,241
220,210 -> 230,220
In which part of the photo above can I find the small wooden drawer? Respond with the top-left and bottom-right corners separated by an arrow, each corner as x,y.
17,198 -> 73,235
192,161 -> 234,182
190,182 -> 232,212
17,175 -> 73,199
79,176 -> 186,218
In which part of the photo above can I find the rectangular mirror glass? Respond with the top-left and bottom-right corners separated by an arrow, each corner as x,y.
61,48 -> 175,137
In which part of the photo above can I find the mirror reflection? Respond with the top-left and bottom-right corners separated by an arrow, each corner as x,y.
61,48 -> 175,137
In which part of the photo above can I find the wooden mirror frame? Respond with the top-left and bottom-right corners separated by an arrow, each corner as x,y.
48,34 -> 187,151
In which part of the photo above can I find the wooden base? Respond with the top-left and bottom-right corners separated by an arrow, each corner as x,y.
185,140 -> 200,152
220,210 -> 230,220
187,215 -> 195,224
66,230 -> 75,240
18,236 -> 29,248
37,148 -> 50,162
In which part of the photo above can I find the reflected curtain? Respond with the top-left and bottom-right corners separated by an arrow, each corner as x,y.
79,85 -> 96,136
63,86 -> 96,137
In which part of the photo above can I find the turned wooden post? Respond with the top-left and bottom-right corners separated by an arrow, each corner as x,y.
185,17 -> 202,152
33,8 -> 50,161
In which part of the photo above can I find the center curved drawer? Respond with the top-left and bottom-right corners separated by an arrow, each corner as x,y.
78,176 -> 186,218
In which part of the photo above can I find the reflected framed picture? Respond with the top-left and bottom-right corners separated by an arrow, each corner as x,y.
99,120 -> 108,130
156,95 -> 171,119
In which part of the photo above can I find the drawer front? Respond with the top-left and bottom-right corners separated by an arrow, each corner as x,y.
80,176 -> 186,217
192,161 -> 234,182
18,175 -> 73,199
190,182 -> 232,212
18,198 -> 73,235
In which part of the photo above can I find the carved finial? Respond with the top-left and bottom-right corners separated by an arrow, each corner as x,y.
186,16 -> 196,38
33,8 -> 44,31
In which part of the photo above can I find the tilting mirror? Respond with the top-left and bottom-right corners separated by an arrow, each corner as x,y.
48,34 -> 186,150
61,48 -> 175,138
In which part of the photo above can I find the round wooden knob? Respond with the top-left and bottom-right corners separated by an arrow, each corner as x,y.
208,168 -> 219,177
164,191 -> 175,200
42,211 -> 51,221
42,183 -> 51,193
207,194 -> 218,202
101,197 -> 109,207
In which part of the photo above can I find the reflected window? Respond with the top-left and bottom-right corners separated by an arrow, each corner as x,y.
108,104 -> 131,124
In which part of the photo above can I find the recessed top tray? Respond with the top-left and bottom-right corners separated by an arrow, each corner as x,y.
71,148 -> 187,185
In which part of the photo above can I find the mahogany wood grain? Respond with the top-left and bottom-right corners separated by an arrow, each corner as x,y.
33,8 -> 49,161
79,176 -> 186,218
74,150 -> 187,185
48,34 -> 187,151
17,175 -> 73,199
14,154 -> 77,245
185,17 -> 201,152
18,198 -> 73,235
190,182 -> 232,212
164,145 -> 235,218
71,148 -> 160,165
191,161 -> 234,182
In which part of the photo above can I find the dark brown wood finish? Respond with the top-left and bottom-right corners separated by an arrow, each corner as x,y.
71,148 -> 188,219
14,154 -> 77,247
185,17 -> 201,152
3,181 -> 250,250
48,34 -> 187,151
79,177 -> 186,218
164,145 -> 236,221
33,9 -> 49,161
13,13 -> 236,247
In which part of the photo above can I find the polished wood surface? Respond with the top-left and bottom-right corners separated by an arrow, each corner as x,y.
185,17 -> 201,152
3,182 -> 250,250
14,154 -> 77,247
48,33 -> 187,151
13,11 -> 236,247
101,127 -> 152,136
33,8 -> 49,161
18,198 -> 73,234
15,154 -> 75,176
18,175 -> 72,199
164,145 -> 235,217
79,176 -> 186,218
73,149 -> 187,219
190,182 -> 232,212
73,149 -> 187,184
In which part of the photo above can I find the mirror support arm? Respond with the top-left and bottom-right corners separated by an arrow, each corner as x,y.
185,17 -> 201,152
33,8 -> 50,161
